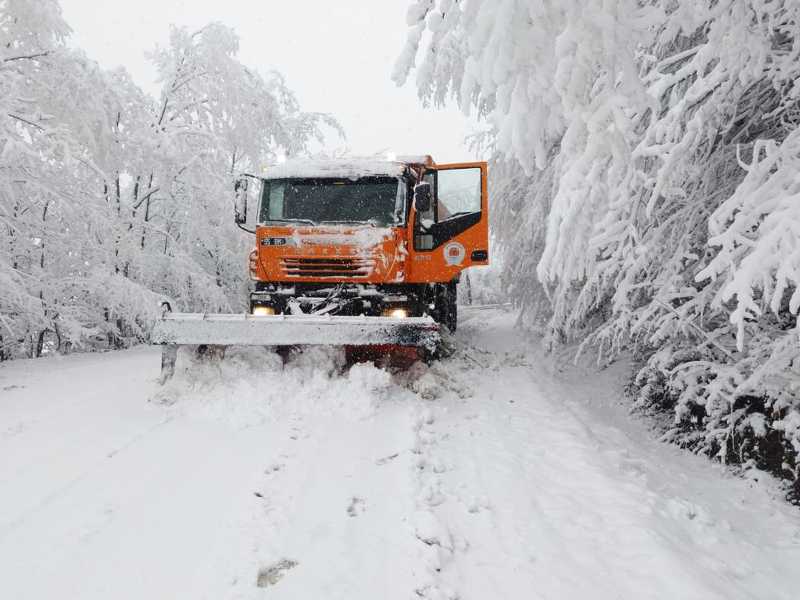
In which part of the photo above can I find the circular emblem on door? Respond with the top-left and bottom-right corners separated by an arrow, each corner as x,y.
443,241 -> 466,266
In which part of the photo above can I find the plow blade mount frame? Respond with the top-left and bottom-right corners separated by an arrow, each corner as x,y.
151,312 -> 441,382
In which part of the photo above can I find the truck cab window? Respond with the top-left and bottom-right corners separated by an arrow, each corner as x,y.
437,167 -> 481,220
267,183 -> 285,220
260,177 -> 404,226
419,171 -> 436,227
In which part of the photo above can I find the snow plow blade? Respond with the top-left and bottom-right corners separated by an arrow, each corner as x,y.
151,312 -> 441,382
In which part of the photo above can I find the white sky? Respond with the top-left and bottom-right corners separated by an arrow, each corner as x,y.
60,0 -> 483,163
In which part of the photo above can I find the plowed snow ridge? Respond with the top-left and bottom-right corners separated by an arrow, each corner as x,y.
1,308 -> 799,599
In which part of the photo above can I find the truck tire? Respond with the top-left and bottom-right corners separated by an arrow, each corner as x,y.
430,281 -> 458,333
445,281 -> 457,333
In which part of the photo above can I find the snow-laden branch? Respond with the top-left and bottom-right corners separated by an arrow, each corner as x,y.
397,0 -> 800,471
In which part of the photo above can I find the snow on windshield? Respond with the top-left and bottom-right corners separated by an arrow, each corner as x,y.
263,159 -> 406,180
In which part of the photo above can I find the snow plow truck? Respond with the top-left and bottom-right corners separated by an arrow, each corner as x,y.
152,156 -> 488,381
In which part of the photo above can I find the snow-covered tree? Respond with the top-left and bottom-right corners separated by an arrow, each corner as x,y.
397,0 -> 800,489
123,23 -> 339,316
0,0 -> 78,356
0,3 -> 338,358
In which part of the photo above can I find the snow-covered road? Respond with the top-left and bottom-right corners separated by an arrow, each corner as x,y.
2,309 -> 799,599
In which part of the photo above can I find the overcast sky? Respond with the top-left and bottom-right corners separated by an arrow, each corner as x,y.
60,0 -> 482,163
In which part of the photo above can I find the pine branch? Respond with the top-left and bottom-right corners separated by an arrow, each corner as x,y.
653,299 -> 738,362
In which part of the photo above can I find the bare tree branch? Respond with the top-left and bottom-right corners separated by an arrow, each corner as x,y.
8,113 -> 44,131
3,51 -> 51,63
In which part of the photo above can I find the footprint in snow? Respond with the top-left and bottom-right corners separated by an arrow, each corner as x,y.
347,496 -> 366,517
375,452 -> 399,465
256,558 -> 298,588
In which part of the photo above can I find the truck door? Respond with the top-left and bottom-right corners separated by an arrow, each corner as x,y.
411,161 -> 489,282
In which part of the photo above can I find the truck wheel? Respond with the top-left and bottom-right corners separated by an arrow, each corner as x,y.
445,281 -> 458,333
431,282 -> 457,333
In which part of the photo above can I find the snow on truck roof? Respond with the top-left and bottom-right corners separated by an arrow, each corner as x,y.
261,157 -> 431,180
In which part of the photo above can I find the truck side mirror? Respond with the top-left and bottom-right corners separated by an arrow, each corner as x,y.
414,182 -> 432,213
234,177 -> 248,225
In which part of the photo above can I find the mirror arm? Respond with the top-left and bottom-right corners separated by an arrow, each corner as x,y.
236,223 -> 256,234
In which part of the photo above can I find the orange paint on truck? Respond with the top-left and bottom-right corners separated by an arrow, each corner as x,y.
250,159 -> 489,286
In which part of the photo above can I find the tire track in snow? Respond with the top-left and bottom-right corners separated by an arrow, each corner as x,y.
175,353 -> 427,600
403,360 -> 482,600
409,402 -> 461,600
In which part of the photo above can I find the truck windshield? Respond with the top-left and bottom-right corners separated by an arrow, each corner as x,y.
259,177 -> 405,227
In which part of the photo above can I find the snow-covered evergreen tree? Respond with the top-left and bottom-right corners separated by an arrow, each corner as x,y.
397,0 -> 800,487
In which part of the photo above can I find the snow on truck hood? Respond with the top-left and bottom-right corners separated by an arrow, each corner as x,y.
262,158 -> 407,180
289,226 -> 396,257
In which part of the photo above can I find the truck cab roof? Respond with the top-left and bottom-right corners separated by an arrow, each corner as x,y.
260,156 -> 434,180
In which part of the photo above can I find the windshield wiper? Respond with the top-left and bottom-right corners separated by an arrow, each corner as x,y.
440,211 -> 475,220
264,218 -> 316,226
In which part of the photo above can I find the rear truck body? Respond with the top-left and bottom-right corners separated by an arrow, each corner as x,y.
152,155 -> 489,382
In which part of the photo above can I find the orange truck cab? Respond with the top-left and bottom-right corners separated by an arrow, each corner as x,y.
233,156 -> 489,332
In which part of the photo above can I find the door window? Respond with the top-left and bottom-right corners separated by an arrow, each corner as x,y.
437,167 -> 481,220
419,171 -> 436,227
267,182 -> 285,220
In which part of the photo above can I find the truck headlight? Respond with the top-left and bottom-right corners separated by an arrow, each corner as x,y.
252,306 -> 276,316
382,307 -> 409,319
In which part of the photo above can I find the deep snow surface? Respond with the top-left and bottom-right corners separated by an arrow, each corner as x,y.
1,308 -> 799,599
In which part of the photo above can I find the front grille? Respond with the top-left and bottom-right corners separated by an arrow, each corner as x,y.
280,257 -> 375,278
